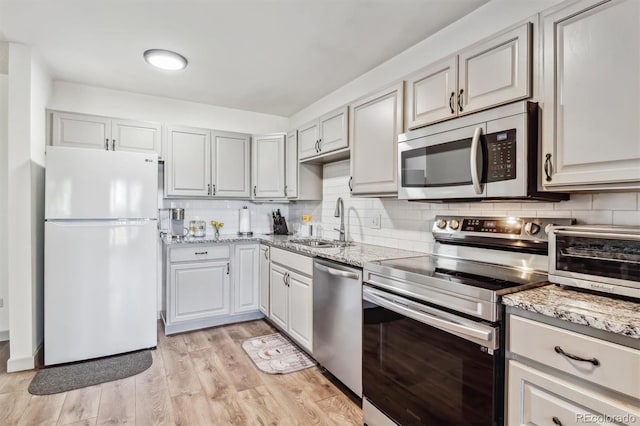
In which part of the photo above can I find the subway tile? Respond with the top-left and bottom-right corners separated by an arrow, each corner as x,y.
613,211 -> 640,226
592,192 -> 637,210
571,210 -> 613,225
556,194 -> 592,210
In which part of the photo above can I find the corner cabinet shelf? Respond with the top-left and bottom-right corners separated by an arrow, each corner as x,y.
161,242 -> 262,335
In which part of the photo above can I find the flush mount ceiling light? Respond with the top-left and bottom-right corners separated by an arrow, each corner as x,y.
143,49 -> 188,71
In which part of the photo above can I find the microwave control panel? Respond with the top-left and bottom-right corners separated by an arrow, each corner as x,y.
485,129 -> 516,182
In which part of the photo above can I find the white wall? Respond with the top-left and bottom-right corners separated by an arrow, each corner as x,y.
0,64 -> 8,339
290,161 -> 640,255
49,81 -> 289,135
289,0 -> 563,127
6,43 -> 52,371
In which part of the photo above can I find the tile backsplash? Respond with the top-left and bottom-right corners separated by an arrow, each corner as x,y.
290,160 -> 640,253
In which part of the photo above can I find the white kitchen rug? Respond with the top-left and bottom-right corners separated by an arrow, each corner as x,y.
241,333 -> 316,375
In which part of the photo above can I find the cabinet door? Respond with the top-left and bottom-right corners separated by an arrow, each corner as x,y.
507,361 -> 639,426
111,119 -> 162,156
298,120 -> 319,160
458,23 -> 531,115
51,112 -> 111,150
269,263 -> 288,330
165,126 -> 211,197
233,244 -> 259,314
258,245 -> 270,316
252,133 -> 285,198
285,131 -> 298,198
405,56 -> 458,129
350,82 -> 404,196
212,130 -> 251,198
287,270 -> 312,352
318,106 -> 348,154
169,260 -> 230,323
541,0 -> 640,189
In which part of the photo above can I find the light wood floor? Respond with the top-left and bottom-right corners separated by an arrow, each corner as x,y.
0,320 -> 362,425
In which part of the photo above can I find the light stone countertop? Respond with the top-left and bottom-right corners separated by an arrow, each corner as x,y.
503,284 -> 640,339
161,234 -> 424,268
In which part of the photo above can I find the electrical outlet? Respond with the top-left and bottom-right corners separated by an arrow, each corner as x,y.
369,214 -> 381,229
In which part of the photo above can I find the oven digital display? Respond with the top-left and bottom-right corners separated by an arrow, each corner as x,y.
462,219 -> 522,234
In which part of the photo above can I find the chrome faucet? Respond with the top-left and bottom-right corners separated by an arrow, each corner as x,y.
334,197 -> 345,241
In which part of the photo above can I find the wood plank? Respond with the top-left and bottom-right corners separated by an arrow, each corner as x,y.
207,394 -> 249,426
0,342 -> 10,374
237,384 -> 294,426
61,418 -> 97,426
171,392 -> 216,426
96,377 -> 135,426
213,332 -> 264,392
224,323 -> 253,343
189,347 -> 234,400
135,350 -> 175,425
57,385 -> 101,425
290,368 -> 339,402
160,343 -> 202,397
0,369 -> 36,394
262,373 -> 331,426
18,393 -> 66,426
316,394 -> 363,426
182,326 -> 226,353
241,320 -> 277,338
0,390 -> 31,425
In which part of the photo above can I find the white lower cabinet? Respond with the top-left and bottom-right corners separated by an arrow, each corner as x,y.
268,247 -> 313,352
163,242 -> 262,334
259,245 -> 270,316
507,313 -> 640,424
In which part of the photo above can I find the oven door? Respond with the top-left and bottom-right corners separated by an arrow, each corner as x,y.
362,285 -> 502,426
398,124 -> 487,200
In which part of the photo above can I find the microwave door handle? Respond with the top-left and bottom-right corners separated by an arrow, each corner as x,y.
470,127 -> 483,195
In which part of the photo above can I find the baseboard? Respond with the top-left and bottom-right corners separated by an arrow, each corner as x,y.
7,342 -> 43,372
0,330 -> 8,342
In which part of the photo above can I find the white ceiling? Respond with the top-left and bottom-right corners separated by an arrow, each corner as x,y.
0,0 -> 488,117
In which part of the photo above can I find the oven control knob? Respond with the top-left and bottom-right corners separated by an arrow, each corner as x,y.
545,224 -> 554,235
524,222 -> 541,236
449,219 -> 460,230
435,219 -> 447,229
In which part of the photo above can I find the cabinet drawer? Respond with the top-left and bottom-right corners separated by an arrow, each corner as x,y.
271,247 -> 313,276
509,315 -> 640,399
170,245 -> 230,262
508,361 -> 640,426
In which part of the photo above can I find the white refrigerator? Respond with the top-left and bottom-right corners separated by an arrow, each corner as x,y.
45,146 -> 158,365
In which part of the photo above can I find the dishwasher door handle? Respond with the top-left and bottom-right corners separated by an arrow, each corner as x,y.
315,263 -> 360,280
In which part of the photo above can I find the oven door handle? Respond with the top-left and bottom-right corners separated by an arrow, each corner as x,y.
554,230 -> 640,241
363,287 -> 498,349
470,127 -> 483,195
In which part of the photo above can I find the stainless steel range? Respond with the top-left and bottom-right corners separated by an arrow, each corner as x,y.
362,215 -> 574,426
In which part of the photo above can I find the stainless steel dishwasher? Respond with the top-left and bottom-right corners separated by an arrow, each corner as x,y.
313,258 -> 363,397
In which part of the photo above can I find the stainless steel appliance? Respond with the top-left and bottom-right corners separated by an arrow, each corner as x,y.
549,225 -> 640,299
398,101 -> 568,202
362,215 -> 574,426
313,259 -> 363,396
171,208 -> 185,239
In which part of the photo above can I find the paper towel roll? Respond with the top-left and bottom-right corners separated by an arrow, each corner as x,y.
239,207 -> 251,233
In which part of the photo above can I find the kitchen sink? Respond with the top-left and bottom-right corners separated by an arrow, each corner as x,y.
290,239 -> 354,248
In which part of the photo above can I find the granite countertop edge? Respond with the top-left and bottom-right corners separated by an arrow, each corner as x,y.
161,234 -> 425,267
503,284 -> 640,339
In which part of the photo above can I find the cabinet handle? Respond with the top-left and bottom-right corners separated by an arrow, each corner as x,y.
263,249 -> 269,260
544,153 -> 553,182
194,251 -> 208,255
554,346 -> 600,366
284,185 -> 288,197
458,89 -> 464,112
552,417 -> 562,426
212,184 -> 216,196
207,184 -> 211,196
318,138 -> 322,152
226,263 -> 230,275
111,139 -> 116,151
282,272 -> 287,285
105,138 -> 109,150
315,140 -> 319,153
286,272 -> 290,287
253,185 -> 257,197
348,176 -> 353,192
449,92 -> 455,114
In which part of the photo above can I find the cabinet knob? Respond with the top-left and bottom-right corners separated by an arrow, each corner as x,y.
552,417 -> 562,426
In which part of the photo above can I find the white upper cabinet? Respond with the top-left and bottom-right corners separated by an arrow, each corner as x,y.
298,121 -> 319,160
252,133 -> 286,199
285,131 -> 298,198
350,82 -> 404,196
458,23 -> 531,115
297,106 -> 349,162
112,119 -> 162,155
405,23 -> 531,130
405,56 -> 458,129
52,112 -> 162,156
212,130 -> 251,198
165,126 -> 211,197
541,0 -> 640,190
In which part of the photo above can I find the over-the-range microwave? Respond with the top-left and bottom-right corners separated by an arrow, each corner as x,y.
398,101 -> 568,202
